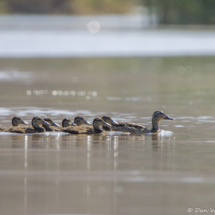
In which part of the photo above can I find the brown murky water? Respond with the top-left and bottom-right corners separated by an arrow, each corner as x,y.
0,57 -> 215,214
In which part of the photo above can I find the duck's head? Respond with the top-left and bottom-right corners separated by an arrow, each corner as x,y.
152,111 -> 175,122
43,117 -> 60,127
102,115 -> 119,125
32,117 -> 50,128
93,118 -> 111,131
62,118 -> 77,127
12,116 -> 29,126
74,116 -> 91,126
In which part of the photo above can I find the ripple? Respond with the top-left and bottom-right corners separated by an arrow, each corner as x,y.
0,107 -> 93,117
0,70 -> 32,83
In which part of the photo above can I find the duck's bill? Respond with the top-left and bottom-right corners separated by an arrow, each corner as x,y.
52,122 -> 61,127
42,120 -> 51,126
111,119 -> 119,125
21,120 -> 29,125
72,122 -> 77,126
164,115 -> 175,120
85,120 -> 92,125
103,121 -> 111,127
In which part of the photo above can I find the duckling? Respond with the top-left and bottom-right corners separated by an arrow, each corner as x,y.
101,115 -> 119,131
8,117 -> 50,133
62,118 -> 111,134
62,118 -> 77,127
5,117 -> 29,133
102,111 -> 174,134
27,117 -> 51,133
73,116 -> 91,126
43,117 -> 60,132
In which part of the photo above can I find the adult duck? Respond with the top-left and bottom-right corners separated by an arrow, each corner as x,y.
102,111 -> 174,134
4,117 -> 29,133
43,117 -> 60,131
62,118 -> 111,134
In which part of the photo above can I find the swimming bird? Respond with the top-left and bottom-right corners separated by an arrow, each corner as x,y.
4,117 -> 29,133
62,118 -> 111,134
62,118 -> 77,127
102,111 -> 175,134
73,116 -> 91,126
43,117 -> 60,131
8,116 -> 50,133
101,115 -> 119,131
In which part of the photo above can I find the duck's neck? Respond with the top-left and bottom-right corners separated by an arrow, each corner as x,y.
33,123 -> 45,132
93,123 -> 103,133
12,120 -> 18,126
103,125 -> 111,131
151,118 -> 160,133
63,122 -> 70,127
42,124 -> 53,131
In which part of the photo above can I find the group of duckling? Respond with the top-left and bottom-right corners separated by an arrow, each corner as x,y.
0,111 -> 175,135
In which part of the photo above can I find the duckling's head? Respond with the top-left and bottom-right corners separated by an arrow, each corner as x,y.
12,116 -> 29,126
74,116 -> 91,126
32,117 -> 50,128
93,118 -> 111,131
62,118 -> 77,127
43,117 -> 60,127
152,111 -> 175,122
102,115 -> 119,125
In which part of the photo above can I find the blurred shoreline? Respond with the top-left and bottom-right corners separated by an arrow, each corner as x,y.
0,14 -> 157,30
0,15 -> 215,58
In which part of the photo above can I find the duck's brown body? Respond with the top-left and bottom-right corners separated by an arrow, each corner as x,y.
111,122 -> 150,134
62,125 -> 97,134
0,127 -> 7,132
103,121 -> 148,133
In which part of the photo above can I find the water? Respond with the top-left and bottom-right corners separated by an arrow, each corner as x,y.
0,56 -> 215,215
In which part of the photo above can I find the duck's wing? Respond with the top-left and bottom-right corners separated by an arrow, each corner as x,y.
61,126 -> 81,134
44,126 -> 60,132
118,122 -> 146,129
24,127 -> 38,133
102,125 -> 112,131
0,127 -> 7,132
112,122 -> 150,134
6,127 -> 25,134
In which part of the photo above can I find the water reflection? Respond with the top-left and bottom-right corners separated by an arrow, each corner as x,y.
2,130 -> 210,214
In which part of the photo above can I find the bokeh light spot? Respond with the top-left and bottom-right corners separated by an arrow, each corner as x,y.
87,21 -> 100,33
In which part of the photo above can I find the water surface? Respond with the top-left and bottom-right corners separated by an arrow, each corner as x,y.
0,56 -> 215,214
